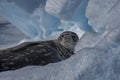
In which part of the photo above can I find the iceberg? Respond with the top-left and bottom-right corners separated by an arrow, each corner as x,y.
77,0 -> 120,50
0,0 -> 120,80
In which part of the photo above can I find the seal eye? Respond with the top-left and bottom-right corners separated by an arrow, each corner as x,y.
59,35 -> 64,41
72,35 -> 76,39
61,35 -> 65,38
72,35 -> 77,42
61,35 -> 64,37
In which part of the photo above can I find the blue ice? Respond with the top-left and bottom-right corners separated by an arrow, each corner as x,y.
73,0 -> 94,32
0,1 -> 62,39
0,0 -> 93,40
40,11 -> 62,37
0,0 -> 120,80
0,2 -> 42,38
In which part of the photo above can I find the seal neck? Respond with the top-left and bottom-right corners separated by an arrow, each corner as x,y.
54,40 -> 74,60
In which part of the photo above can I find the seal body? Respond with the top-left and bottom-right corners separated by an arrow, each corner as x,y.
0,31 -> 79,72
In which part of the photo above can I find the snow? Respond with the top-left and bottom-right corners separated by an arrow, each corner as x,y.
0,0 -> 120,80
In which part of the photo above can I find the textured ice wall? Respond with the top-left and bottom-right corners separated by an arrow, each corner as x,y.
0,0 -> 93,40
46,0 -> 94,32
0,0 -> 120,80
0,2 -> 42,38
76,0 -> 120,50
86,0 -> 118,32
0,0 -> 86,44
0,0 -> 61,39
33,5 -> 62,37
46,0 -> 82,20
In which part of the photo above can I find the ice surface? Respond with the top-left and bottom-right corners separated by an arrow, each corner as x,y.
45,0 -> 82,20
9,0 -> 41,13
0,1 -> 62,39
46,0 -> 94,32
34,7 -> 61,38
0,30 -> 120,80
73,0 -> 94,32
0,2 -> 42,38
0,0 -> 120,80
86,0 -> 118,32
76,0 -> 120,50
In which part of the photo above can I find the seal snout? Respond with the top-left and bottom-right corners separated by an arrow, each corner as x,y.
63,35 -> 71,42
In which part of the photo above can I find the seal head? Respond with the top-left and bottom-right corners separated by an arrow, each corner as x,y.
58,31 -> 79,52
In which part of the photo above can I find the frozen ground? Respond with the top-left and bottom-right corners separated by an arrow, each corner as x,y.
0,0 -> 120,80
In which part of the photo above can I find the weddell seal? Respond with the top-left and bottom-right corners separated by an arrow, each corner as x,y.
0,31 -> 79,72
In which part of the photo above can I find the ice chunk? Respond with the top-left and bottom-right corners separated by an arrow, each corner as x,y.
86,0 -> 118,32
0,1 -> 61,39
105,0 -> 120,31
46,0 -> 94,32
77,47 -> 120,80
33,6 -> 62,37
73,0 -> 94,32
97,28 -> 120,50
0,2 -> 42,38
40,12 -> 62,37
77,0 -> 120,50
45,0 -> 82,20
3,0 -> 41,13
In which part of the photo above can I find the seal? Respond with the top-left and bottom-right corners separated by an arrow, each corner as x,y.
0,31 -> 79,72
